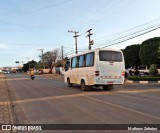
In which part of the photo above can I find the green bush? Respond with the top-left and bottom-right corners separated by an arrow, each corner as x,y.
149,64 -> 158,76
128,76 -> 160,81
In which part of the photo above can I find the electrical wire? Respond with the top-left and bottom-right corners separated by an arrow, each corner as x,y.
100,26 -> 160,48
0,0 -> 72,21
77,0 -> 135,32
76,0 -> 118,32
93,22 -> 160,48
95,17 -> 160,43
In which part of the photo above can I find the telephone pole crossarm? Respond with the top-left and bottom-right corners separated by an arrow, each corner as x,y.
68,30 -> 80,54
86,29 -> 93,50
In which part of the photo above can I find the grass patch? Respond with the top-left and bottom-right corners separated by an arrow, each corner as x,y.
128,76 -> 160,81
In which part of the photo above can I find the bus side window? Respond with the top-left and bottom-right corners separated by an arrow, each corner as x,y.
76,56 -> 80,68
85,52 -> 94,67
83,54 -> 86,67
90,52 -> 94,66
83,61 -> 86,66
71,57 -> 77,68
85,54 -> 90,66
79,55 -> 84,67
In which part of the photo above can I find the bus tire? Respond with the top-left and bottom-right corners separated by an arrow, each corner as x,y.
108,85 -> 114,90
81,80 -> 92,91
67,78 -> 72,87
103,85 -> 113,90
81,80 -> 86,91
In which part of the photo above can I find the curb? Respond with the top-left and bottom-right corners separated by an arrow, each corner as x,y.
126,80 -> 160,84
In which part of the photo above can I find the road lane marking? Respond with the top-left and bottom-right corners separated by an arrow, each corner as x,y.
2,94 -> 82,104
0,92 -> 113,105
78,93 -> 160,121
6,77 -> 45,81
81,93 -> 160,121
0,102 -> 8,106
0,92 -> 121,105
3,90 -> 160,121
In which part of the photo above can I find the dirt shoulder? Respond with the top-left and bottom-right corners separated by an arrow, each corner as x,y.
0,74 -> 14,125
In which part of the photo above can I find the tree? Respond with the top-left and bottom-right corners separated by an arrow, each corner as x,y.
139,37 -> 160,67
22,63 -> 29,72
29,60 -> 37,68
42,49 -> 59,73
22,60 -> 37,72
123,44 -> 141,68
54,58 -> 67,67
34,61 -> 43,69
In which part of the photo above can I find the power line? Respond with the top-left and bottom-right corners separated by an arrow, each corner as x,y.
63,46 -> 76,50
93,22 -> 160,48
65,51 -> 78,57
0,0 -> 72,21
95,17 -> 160,43
100,26 -> 160,48
76,0 -> 134,32
75,0 -> 118,32
91,17 -> 160,49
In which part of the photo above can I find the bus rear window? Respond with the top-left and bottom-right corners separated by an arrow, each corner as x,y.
99,51 -> 122,62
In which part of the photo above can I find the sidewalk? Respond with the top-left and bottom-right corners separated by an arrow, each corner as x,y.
0,74 -> 13,125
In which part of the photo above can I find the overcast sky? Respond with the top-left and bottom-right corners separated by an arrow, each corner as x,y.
0,0 -> 160,67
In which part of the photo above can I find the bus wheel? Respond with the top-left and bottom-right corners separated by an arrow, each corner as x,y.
67,78 -> 72,87
81,80 -> 86,91
81,80 -> 92,91
103,85 -> 113,90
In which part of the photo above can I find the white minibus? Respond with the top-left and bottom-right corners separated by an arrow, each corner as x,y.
64,48 -> 125,91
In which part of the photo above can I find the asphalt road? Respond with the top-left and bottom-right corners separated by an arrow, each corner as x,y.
4,73 -> 160,133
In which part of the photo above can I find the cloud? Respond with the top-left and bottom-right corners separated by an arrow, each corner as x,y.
0,44 -> 12,49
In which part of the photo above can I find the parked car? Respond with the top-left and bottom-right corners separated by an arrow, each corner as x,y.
38,69 -> 43,74
2,70 -> 10,74
138,71 -> 145,76
125,68 -> 135,77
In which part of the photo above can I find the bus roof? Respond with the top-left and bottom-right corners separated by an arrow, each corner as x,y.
69,48 -> 122,58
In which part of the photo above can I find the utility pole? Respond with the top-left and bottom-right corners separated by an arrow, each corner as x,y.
61,46 -> 64,60
68,30 -> 80,54
37,49 -> 45,69
86,29 -> 93,50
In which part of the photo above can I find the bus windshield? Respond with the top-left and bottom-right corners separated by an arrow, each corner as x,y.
99,51 -> 122,62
